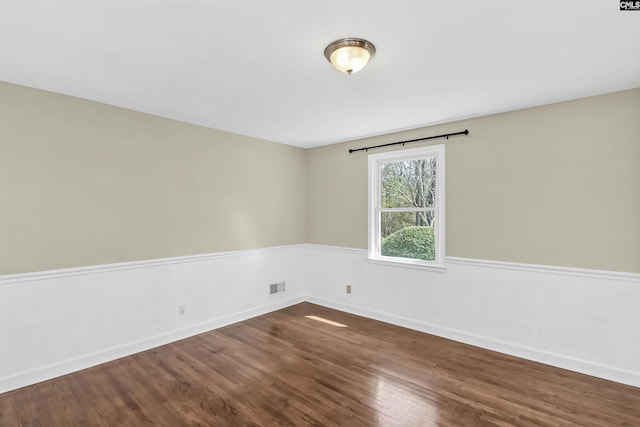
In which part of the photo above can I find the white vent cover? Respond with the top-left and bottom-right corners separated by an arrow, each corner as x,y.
269,281 -> 286,295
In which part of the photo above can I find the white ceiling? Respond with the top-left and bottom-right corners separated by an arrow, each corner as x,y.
1,1 -> 639,148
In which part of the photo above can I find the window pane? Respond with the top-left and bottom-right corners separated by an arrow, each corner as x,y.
381,158 -> 437,208
380,212 -> 435,261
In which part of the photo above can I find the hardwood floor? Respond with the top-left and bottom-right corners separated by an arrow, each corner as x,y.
1,302 -> 639,426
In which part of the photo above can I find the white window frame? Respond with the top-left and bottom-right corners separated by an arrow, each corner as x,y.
367,144 -> 445,271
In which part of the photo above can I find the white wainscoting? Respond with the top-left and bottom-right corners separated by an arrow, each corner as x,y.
0,245 -> 307,393
2,244 -> 639,393
305,244 -> 640,388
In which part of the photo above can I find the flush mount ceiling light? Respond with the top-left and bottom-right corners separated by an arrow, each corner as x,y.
324,38 -> 376,75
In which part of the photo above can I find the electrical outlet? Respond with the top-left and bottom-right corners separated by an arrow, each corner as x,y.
346,284 -> 352,294
178,304 -> 186,316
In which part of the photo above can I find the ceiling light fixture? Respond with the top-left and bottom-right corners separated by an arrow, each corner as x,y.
324,38 -> 376,75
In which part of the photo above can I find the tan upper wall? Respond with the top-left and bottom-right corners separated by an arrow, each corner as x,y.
307,88 -> 640,273
0,82 -> 307,274
2,83 -> 638,274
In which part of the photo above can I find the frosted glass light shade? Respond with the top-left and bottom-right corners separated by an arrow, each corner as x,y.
324,38 -> 376,75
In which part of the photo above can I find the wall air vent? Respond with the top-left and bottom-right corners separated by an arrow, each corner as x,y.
269,281 -> 286,296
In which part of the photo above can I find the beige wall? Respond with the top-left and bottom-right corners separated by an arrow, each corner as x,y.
0,82 -> 307,274
307,88 -> 640,273
2,83 -> 638,274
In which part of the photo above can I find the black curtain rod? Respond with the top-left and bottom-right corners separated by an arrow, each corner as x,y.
348,129 -> 469,153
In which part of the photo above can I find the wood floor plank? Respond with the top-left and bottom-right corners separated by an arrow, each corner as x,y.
1,302 -> 639,426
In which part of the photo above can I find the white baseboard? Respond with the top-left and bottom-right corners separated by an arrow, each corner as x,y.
0,296 -> 304,393
2,243 -> 639,393
305,244 -> 640,389
0,245 -> 307,394
306,295 -> 640,388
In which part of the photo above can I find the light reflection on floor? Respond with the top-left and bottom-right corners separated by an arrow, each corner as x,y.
304,315 -> 348,328
374,375 -> 439,426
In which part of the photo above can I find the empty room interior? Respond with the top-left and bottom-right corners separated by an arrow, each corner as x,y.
1,1 -> 639,426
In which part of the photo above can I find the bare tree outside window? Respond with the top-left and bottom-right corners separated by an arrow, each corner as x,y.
376,157 -> 437,261
381,158 -> 436,236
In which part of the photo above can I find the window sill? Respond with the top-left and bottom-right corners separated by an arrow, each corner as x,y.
367,256 -> 447,273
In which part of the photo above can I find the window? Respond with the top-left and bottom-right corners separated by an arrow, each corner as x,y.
368,144 -> 445,269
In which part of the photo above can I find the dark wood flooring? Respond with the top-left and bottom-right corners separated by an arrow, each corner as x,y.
1,302 -> 639,426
